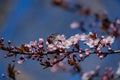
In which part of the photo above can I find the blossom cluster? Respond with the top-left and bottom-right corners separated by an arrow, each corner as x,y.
46,32 -> 115,52
0,33 -> 117,80
0,32 -> 115,65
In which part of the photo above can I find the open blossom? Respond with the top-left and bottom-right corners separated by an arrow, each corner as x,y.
68,36 -> 79,45
65,33 -> 87,45
80,33 -> 88,41
64,40 -> 72,48
98,36 -> 115,49
104,36 -> 115,45
85,32 -> 98,48
85,39 -> 99,48
100,36 -> 115,45
56,34 -> 66,41
85,32 -> 115,48
47,44 -> 57,51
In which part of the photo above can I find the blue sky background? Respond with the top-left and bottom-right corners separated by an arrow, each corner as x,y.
0,0 -> 120,80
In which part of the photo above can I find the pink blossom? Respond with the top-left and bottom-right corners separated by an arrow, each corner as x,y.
96,65 -> 100,70
85,39 -> 99,48
56,34 -> 66,41
28,40 -> 37,47
105,36 -> 115,44
58,62 -> 64,66
46,33 -> 115,51
116,19 -> 120,25
1,74 -> 6,78
80,33 -> 88,41
79,54 -> 83,58
82,70 -> 95,80
85,49 -> 90,55
68,36 -> 79,45
70,21 -> 80,29
15,70 -> 21,74
39,38 -> 44,44
50,64 -> 58,72
47,44 -> 57,51
17,59 -> 24,64
102,36 -> 115,45
17,56 -> 25,64
116,63 -> 120,76
64,40 -> 72,48
98,55 -> 104,59
38,44 -> 43,48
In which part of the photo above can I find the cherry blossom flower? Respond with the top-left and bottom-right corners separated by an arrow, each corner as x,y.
39,38 -> 44,44
1,74 -> 6,78
47,44 -> 57,51
46,32 -> 115,52
64,40 -> 72,48
98,55 -> 104,59
116,19 -> 120,25
56,34 -> 66,41
101,36 -> 115,46
85,39 -> 99,48
79,54 -> 83,58
18,59 -> 24,64
50,64 -> 58,72
70,21 -> 80,29
79,33 -> 88,41
85,49 -> 90,55
26,40 -> 37,47
116,63 -> 120,76
50,61 -> 66,72
17,55 -> 25,64
82,70 -> 95,80
15,70 -> 21,75
68,36 -> 79,45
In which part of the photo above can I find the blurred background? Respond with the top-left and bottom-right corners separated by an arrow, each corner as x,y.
0,0 -> 120,80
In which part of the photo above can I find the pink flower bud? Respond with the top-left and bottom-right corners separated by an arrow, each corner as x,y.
70,21 -> 80,29
39,38 -> 44,44
1,73 -> 6,78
